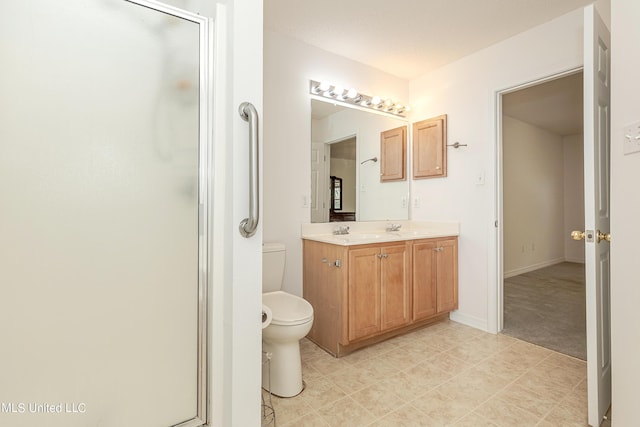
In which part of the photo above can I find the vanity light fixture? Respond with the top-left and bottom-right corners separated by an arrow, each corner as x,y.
311,81 -> 331,94
309,80 -> 409,117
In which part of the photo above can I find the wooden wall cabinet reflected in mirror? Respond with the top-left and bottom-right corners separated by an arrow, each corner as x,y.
380,126 -> 407,182
413,114 -> 447,179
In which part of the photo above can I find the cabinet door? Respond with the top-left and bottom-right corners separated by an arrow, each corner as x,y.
412,240 -> 438,320
380,126 -> 406,182
412,115 -> 447,178
348,247 -> 381,341
380,243 -> 411,330
436,238 -> 458,313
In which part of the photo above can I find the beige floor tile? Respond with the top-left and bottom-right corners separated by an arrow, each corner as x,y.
316,396 -> 376,427
326,364 -> 379,394
352,355 -> 400,379
398,337 -> 446,359
446,340 -> 496,364
293,322 -> 588,426
453,412 -> 500,427
473,396 -> 540,427
379,370 -> 432,402
491,341 -> 551,369
540,401 -> 589,427
305,351 -> 352,376
409,389 -> 477,424
425,352 -> 470,375
377,346 -> 429,371
299,376 -> 347,410
513,369 -> 574,401
301,338 -> 330,360
280,411 -> 331,427
267,393 -> 315,425
403,363 -> 455,392
436,365 -> 511,406
350,382 -> 407,418
533,356 -> 587,389
472,357 -> 528,383
302,360 -> 325,382
469,333 -> 517,353
423,332 -> 468,351
494,382 -> 557,418
342,345 -> 384,365
369,403 -> 440,427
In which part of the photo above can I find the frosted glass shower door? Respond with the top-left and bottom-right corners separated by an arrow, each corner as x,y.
0,1 -> 210,426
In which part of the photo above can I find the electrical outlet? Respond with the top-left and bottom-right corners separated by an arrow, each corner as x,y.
413,197 -> 420,208
302,195 -> 309,208
402,196 -> 408,208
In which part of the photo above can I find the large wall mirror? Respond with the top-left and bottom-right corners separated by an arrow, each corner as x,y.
311,99 -> 409,223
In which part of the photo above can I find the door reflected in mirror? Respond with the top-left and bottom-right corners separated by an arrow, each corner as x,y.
311,99 -> 409,223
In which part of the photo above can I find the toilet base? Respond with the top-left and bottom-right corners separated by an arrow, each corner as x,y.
262,339 -> 304,398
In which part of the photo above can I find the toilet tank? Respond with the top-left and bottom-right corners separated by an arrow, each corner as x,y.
262,243 -> 285,292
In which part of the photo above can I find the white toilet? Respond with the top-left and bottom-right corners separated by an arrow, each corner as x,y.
262,243 -> 314,397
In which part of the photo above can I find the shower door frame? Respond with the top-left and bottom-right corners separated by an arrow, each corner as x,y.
124,1 -> 212,425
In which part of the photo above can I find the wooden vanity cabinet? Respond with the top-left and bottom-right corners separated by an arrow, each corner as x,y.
303,236 -> 457,357
412,237 -> 458,321
348,243 -> 410,341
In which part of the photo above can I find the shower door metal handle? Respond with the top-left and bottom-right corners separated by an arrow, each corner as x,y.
238,102 -> 259,237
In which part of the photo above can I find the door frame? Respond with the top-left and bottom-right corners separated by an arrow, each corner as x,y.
491,66 -> 583,333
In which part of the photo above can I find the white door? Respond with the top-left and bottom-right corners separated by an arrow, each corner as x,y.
0,1 -> 210,426
583,5 -> 611,426
311,142 -> 329,222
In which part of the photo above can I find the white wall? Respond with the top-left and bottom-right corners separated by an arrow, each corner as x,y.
610,0 -> 640,424
264,31 -> 408,296
409,9 -> 584,330
502,116 -> 565,276
563,133 -> 585,263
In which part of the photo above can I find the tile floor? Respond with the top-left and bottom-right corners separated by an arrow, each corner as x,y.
263,320 -> 609,427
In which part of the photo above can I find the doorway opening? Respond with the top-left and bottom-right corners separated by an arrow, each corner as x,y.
498,70 -> 586,359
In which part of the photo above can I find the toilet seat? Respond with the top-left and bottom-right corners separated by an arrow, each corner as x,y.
263,291 -> 313,326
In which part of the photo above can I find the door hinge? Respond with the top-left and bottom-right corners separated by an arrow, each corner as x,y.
494,220 -> 498,228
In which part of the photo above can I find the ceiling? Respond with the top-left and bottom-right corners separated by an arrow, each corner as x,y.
503,72 -> 583,136
265,0 -> 595,80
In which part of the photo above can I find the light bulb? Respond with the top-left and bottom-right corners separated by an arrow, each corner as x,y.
371,96 -> 381,106
346,88 -> 358,99
332,86 -> 344,98
318,81 -> 331,91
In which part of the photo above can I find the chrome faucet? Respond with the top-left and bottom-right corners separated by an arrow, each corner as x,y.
386,223 -> 402,232
333,225 -> 350,235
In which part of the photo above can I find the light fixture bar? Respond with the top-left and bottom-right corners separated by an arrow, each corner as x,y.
309,80 -> 409,117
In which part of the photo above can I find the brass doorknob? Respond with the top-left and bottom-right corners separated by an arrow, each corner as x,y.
571,230 -> 585,241
597,230 -> 611,242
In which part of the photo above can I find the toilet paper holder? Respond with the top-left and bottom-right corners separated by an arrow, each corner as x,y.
262,304 -> 272,329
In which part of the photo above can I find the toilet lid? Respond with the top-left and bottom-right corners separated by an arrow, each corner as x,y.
262,291 -> 314,326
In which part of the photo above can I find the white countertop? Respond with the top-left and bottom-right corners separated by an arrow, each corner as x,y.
301,221 -> 459,246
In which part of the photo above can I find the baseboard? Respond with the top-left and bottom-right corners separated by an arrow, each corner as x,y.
564,257 -> 585,264
449,311 -> 488,332
504,257 -> 565,279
